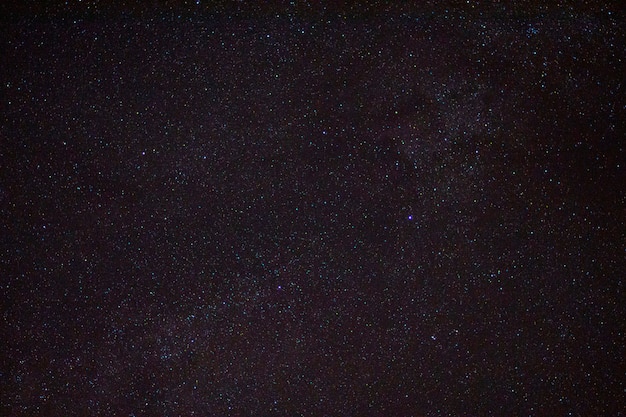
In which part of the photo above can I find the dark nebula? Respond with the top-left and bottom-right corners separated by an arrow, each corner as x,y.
1,2 -> 624,416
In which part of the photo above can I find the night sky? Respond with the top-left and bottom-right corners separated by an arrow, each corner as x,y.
1,2 -> 625,416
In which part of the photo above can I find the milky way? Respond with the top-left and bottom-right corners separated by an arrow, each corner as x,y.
2,3 -> 624,416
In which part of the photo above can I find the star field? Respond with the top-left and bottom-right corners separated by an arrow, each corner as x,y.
1,3 -> 625,416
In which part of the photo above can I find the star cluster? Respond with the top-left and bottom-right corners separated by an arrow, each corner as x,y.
1,3 -> 624,416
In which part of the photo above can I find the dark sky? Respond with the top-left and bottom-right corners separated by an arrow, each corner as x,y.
1,2 -> 625,416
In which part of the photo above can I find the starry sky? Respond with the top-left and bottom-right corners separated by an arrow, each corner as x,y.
1,2 -> 625,416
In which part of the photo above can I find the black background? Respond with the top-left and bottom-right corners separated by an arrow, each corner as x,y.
1,2 -> 625,416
